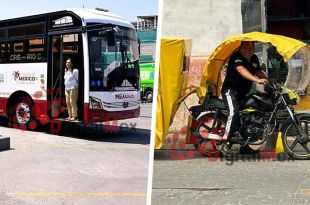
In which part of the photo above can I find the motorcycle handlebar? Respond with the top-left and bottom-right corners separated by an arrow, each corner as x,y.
264,78 -> 282,93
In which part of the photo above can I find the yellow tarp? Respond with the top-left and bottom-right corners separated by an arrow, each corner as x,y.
155,38 -> 192,149
197,31 -> 308,103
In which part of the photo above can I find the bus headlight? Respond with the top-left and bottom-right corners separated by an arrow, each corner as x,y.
90,96 -> 102,109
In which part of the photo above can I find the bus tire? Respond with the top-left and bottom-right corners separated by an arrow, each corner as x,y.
8,96 -> 36,130
145,90 -> 153,102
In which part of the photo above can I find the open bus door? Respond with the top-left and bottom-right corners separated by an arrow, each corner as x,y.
48,33 -> 84,122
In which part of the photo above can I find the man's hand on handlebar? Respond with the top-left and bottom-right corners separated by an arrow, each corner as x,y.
256,78 -> 268,85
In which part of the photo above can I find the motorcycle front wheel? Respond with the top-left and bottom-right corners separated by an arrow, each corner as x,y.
282,116 -> 310,160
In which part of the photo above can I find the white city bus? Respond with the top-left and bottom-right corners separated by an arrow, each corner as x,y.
0,8 -> 140,129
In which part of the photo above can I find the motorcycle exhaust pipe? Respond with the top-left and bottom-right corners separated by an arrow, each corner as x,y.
192,131 -> 223,141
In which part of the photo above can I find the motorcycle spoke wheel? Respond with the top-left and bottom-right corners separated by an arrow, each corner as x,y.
282,119 -> 310,160
193,114 -> 225,157
300,143 -> 310,153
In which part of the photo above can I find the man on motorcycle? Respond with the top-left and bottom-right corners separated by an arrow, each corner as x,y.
221,41 -> 268,155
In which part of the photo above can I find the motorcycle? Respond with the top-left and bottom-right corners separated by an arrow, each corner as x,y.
189,80 -> 310,160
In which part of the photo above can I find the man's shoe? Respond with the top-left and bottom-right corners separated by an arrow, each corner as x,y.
239,145 -> 260,155
230,131 -> 243,142
221,141 -> 233,159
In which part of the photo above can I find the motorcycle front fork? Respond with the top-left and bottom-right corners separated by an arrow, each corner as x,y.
285,105 -> 309,143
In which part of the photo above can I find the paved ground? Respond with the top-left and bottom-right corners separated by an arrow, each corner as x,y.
152,109 -> 310,204
0,103 -> 152,205
151,149 -> 310,205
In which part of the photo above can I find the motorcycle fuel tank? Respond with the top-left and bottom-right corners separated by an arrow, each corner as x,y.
242,93 -> 274,112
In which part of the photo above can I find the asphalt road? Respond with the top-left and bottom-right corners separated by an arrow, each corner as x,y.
0,103 -> 152,205
151,149 -> 310,205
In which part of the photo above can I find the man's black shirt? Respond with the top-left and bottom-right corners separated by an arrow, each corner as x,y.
221,51 -> 261,96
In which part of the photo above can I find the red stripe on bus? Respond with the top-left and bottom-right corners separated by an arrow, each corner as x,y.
84,103 -> 89,123
33,100 -> 48,120
0,98 -> 8,116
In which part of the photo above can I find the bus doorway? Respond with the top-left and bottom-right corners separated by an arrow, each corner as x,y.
49,33 -> 84,121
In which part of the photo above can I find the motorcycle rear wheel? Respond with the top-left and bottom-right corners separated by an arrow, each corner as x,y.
191,113 -> 226,157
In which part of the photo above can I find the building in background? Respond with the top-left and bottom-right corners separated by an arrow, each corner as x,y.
266,0 -> 310,41
162,0 -> 243,56
132,15 -> 158,101
243,0 -> 310,93
132,15 -> 158,62
265,0 -> 310,92
161,0 -> 310,93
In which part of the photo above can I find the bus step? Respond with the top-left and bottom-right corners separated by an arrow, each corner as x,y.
53,118 -> 80,122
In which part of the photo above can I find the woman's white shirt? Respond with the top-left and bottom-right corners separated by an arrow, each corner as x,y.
64,68 -> 78,90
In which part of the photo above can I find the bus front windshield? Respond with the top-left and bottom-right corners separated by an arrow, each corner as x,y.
88,25 -> 139,91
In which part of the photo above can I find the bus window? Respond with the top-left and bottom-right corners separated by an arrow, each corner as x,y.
14,42 -> 23,52
28,38 -> 45,62
62,34 -> 80,69
8,38 -> 45,63
29,39 -> 44,52
63,34 -> 79,53
8,41 -> 24,63
0,43 -> 6,63
0,29 -> 5,40
88,26 -> 139,91
8,23 -> 45,38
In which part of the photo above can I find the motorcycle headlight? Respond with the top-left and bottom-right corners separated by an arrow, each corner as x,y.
282,87 -> 299,105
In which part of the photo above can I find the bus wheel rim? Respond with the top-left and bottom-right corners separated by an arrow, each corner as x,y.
16,102 -> 31,124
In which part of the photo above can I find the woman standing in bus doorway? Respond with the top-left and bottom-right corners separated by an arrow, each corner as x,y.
64,58 -> 78,121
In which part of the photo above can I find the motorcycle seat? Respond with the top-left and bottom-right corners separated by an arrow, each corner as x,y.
189,104 -> 204,112
206,97 -> 226,110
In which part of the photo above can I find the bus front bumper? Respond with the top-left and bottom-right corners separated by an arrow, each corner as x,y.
87,107 -> 140,123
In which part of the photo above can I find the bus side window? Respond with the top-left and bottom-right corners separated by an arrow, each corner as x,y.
8,41 -> 24,63
28,38 -> 45,62
7,38 -> 45,63
0,43 -> 5,63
